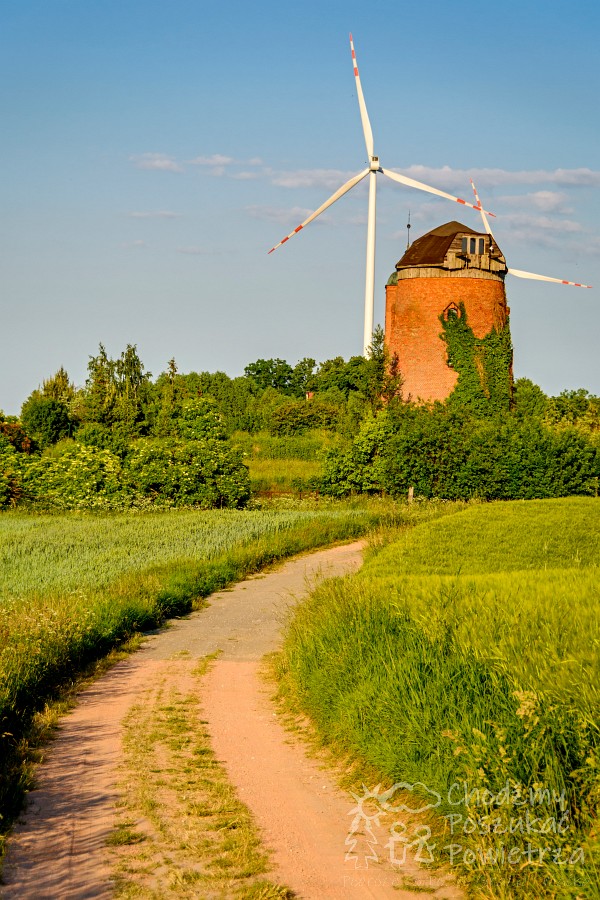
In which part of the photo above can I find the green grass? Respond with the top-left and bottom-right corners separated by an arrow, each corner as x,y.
231,429 -> 340,461
246,458 -> 322,493
0,508 -> 360,597
277,498 -> 600,899
0,504 -> 378,846
231,430 -> 343,493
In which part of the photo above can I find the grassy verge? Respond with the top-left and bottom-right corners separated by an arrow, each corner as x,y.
109,657 -> 293,898
276,498 -> 600,899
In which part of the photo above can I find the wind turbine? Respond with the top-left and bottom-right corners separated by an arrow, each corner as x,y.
470,179 -> 592,289
268,35 -> 495,356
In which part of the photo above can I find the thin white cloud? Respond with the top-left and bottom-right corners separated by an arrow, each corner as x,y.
130,153 -> 183,173
498,191 -> 573,214
128,210 -> 182,219
245,204 -> 320,226
395,165 -> 600,191
502,212 -> 582,234
121,239 -> 147,249
189,154 -> 234,166
271,169 -> 358,189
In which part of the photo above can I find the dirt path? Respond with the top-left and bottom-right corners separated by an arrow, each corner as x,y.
1,542 -> 462,899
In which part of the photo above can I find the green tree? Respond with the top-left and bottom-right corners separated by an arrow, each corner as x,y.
82,343 -> 151,435
290,357 -> 316,397
20,397 -> 71,448
40,366 -> 75,405
513,378 -> 548,421
244,358 -> 294,394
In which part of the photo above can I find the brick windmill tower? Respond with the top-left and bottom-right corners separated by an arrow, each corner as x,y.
385,220 -> 510,402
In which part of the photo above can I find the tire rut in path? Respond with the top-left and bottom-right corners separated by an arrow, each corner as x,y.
1,541 -> 462,899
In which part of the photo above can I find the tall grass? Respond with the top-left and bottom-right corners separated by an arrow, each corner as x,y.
246,458 -> 322,493
277,498 -> 600,899
231,430 -> 344,493
231,429 -> 341,461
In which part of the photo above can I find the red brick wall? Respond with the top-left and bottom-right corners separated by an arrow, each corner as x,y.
385,274 -> 508,403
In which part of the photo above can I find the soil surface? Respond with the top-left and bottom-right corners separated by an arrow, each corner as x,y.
2,541 -> 462,899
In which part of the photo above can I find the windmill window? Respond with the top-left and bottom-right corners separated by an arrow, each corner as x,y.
462,237 -> 486,255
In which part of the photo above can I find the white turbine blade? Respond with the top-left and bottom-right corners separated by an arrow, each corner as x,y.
381,167 -> 495,215
470,178 -> 496,237
509,268 -> 592,288
268,168 -> 370,253
349,33 -> 374,159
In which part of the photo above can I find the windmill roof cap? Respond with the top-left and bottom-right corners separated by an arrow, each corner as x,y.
397,220 -> 487,268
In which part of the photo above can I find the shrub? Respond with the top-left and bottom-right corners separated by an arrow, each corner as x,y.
124,438 -> 250,508
320,408 -> 600,500
0,442 -> 26,509
22,442 -> 124,509
268,399 -> 340,435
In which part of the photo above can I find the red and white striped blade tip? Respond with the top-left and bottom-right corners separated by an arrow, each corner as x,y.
349,34 -> 374,159
268,225 -> 304,254
267,168 -> 370,254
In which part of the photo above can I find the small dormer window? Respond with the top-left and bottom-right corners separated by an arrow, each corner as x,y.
461,237 -> 485,255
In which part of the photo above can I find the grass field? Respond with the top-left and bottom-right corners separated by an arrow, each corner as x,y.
0,504 -> 378,844
245,457 -> 322,494
277,498 -> 600,899
231,430 -> 340,494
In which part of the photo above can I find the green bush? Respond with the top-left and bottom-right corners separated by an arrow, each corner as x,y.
267,398 -> 340,435
0,443 -> 26,509
320,407 -> 599,500
22,442 -> 124,509
175,397 -> 226,441
124,438 -> 250,508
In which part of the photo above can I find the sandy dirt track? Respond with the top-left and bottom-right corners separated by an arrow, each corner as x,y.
2,541 -> 461,899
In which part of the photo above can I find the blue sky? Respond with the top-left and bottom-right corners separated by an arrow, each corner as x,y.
2,0 -> 599,413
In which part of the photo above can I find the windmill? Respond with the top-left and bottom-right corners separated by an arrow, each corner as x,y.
470,179 -> 592,289
268,35 -> 494,356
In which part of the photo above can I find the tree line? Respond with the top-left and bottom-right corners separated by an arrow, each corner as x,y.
1,332 -> 599,508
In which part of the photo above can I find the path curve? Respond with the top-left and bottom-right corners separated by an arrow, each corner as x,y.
2,542 -> 461,899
